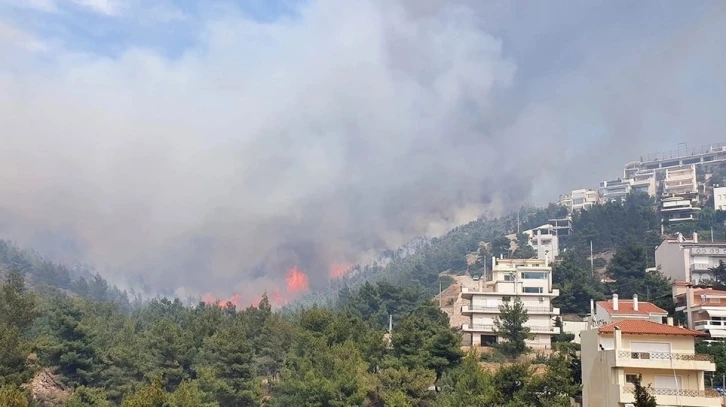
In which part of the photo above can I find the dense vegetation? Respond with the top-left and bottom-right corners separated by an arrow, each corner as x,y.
0,269 -> 581,406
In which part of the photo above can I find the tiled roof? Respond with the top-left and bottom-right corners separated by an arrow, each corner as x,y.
691,288 -> 726,297
598,320 -> 705,336
597,300 -> 667,315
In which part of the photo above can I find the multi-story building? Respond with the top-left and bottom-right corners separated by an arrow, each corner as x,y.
663,165 -> 698,196
522,224 -> 559,262
630,172 -> 657,197
461,258 -> 560,348
673,284 -> 726,338
655,232 -> 726,284
662,193 -> 701,223
623,143 -> 726,180
599,179 -> 632,203
714,186 -> 726,211
594,294 -> 668,325
571,188 -> 599,211
582,319 -> 718,407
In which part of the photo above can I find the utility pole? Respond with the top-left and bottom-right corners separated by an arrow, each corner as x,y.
517,209 -> 520,235
590,240 -> 594,276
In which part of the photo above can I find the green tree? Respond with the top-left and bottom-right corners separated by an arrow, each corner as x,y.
168,380 -> 218,407
66,386 -> 110,407
120,378 -> 167,407
436,352 -> 496,406
0,385 -> 29,407
0,269 -> 37,386
632,374 -> 657,407
493,298 -> 532,359
195,318 -> 261,407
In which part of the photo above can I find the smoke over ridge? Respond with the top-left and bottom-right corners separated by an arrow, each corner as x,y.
0,0 -> 724,301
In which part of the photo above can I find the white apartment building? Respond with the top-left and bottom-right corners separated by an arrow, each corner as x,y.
663,165 -> 698,196
655,232 -> 726,284
522,224 -> 560,262
461,258 -> 560,348
673,284 -> 726,338
599,179 -> 631,203
662,194 -> 701,223
714,186 -> 726,211
571,188 -> 599,211
594,294 -> 668,325
582,319 -> 718,407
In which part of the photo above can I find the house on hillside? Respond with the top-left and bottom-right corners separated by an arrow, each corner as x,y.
582,319 -> 718,407
673,283 -> 726,338
594,294 -> 668,325
656,232 -> 726,285
460,258 -> 559,349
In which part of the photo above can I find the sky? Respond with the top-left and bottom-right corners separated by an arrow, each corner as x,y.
0,0 -> 724,302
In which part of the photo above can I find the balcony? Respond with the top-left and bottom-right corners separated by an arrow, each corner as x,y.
694,319 -> 726,333
691,263 -> 719,272
461,324 -> 558,334
612,350 -> 715,371
619,386 -> 720,406
461,305 -> 560,315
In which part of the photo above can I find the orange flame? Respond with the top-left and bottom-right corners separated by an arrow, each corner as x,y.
330,262 -> 353,279
286,266 -> 309,294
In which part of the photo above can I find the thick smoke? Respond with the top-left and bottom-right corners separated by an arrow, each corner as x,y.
0,0 -> 724,301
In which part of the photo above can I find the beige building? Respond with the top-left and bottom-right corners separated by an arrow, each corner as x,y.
594,294 -> 668,325
673,284 -> 726,338
461,258 -> 559,348
582,319 -> 718,407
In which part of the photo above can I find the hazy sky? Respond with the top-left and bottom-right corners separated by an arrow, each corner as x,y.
0,0 -> 724,300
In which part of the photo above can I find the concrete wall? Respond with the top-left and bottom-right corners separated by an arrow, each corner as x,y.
656,241 -> 689,282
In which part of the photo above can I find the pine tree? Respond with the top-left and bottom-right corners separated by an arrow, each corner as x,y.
632,374 -> 657,407
494,297 -> 533,359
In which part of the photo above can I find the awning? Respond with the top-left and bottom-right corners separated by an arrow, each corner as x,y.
708,330 -> 726,338
707,310 -> 726,318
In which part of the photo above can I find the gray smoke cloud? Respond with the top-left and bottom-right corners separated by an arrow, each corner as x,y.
0,0 -> 724,299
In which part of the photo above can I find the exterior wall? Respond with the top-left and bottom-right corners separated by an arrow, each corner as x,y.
582,329 -> 613,407
562,321 -> 588,344
714,187 -> 726,211
656,240 -> 690,282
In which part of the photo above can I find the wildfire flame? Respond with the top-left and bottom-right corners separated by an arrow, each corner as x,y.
330,262 -> 353,279
201,265 -> 312,310
286,266 -> 309,294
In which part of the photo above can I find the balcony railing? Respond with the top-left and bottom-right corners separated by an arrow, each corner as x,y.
695,319 -> 726,328
465,324 -> 556,333
463,305 -> 557,313
623,387 -> 720,398
617,351 -> 714,362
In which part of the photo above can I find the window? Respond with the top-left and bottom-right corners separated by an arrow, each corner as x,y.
504,274 -> 515,281
626,374 -> 638,384
522,272 -> 547,280
502,296 -> 511,302
523,287 -> 543,294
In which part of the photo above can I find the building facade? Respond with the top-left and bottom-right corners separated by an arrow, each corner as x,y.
673,285 -> 726,338
655,233 -> 726,284
599,179 -> 632,203
714,186 -> 726,211
522,224 -> 560,262
663,165 -> 698,196
571,188 -> 599,211
582,319 -> 718,407
461,258 -> 559,349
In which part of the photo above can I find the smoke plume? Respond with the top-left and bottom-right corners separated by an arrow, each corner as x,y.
0,0 -> 724,301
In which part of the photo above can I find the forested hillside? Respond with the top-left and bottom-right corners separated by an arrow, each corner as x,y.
0,269 -> 580,406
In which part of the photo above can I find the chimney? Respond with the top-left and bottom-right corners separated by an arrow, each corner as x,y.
693,232 -> 698,243
633,294 -> 638,311
667,317 -> 674,326
612,293 -> 619,311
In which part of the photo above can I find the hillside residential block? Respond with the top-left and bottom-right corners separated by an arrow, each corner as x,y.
673,283 -> 726,337
655,232 -> 726,284
594,294 -> 668,325
522,224 -> 560,262
461,258 -> 559,349
714,186 -> 726,211
571,188 -> 599,211
582,319 -> 718,407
